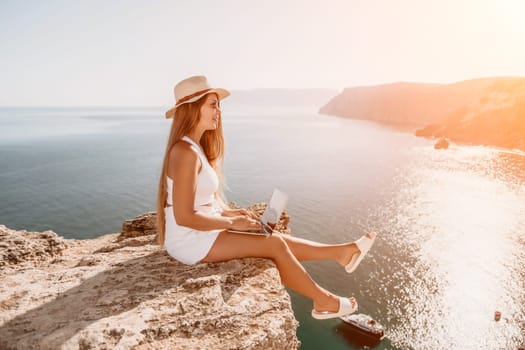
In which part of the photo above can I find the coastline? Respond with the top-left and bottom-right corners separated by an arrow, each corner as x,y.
0,210 -> 299,350
323,112 -> 525,154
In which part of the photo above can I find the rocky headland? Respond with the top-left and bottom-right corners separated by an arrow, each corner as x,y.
320,77 -> 525,151
0,205 -> 299,350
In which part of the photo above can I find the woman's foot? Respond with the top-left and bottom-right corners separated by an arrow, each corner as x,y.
337,242 -> 360,268
337,232 -> 376,267
312,294 -> 358,319
313,295 -> 357,313
342,232 -> 377,273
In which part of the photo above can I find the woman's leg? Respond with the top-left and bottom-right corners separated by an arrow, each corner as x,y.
277,232 -> 375,266
277,233 -> 358,265
202,231 -> 356,313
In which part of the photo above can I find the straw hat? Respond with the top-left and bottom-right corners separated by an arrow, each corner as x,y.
165,75 -> 230,118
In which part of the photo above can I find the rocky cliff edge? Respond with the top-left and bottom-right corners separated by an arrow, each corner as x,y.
0,205 -> 299,350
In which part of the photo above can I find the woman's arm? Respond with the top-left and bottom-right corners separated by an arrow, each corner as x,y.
169,143 -> 260,231
215,193 -> 259,220
214,194 -> 231,211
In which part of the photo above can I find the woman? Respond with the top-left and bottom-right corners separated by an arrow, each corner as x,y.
157,75 -> 377,320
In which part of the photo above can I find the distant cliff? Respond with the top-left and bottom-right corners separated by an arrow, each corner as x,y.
0,205 -> 299,350
415,78 -> 525,150
320,77 -> 525,151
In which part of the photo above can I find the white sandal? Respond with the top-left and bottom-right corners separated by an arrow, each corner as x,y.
311,297 -> 358,320
345,232 -> 377,273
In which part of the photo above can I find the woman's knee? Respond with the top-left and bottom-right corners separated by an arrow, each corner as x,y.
267,234 -> 291,257
204,232 -> 291,262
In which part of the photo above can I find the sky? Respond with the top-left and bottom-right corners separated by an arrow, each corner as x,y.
1,0 -> 524,106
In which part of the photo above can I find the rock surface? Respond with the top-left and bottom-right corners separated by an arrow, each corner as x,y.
415,78 -> 525,151
433,138 -> 450,150
319,79 -> 491,126
320,77 -> 525,151
0,205 -> 299,350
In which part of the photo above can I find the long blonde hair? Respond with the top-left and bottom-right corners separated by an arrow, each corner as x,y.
156,93 -> 226,246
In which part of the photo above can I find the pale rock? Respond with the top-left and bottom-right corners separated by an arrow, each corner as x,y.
0,205 -> 299,349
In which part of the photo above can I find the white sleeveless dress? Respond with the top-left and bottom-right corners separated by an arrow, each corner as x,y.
164,136 -> 223,264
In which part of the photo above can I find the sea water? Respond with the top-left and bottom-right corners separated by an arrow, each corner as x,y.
0,104 -> 524,349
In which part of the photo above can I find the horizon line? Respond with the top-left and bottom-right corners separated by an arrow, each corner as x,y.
2,75 -> 524,108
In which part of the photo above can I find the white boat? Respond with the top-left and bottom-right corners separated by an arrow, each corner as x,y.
339,313 -> 385,346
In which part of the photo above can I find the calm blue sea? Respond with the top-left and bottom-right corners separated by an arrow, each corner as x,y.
1,103 -> 524,349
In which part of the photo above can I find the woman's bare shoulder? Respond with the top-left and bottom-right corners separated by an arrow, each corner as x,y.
168,141 -> 199,171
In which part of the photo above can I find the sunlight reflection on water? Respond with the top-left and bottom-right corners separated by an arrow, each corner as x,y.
1,107 -> 523,349
224,109 -> 525,349
377,146 -> 525,349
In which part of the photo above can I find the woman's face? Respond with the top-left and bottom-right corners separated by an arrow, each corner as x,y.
199,93 -> 221,131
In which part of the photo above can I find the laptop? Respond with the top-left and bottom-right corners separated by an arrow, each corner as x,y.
227,188 -> 289,236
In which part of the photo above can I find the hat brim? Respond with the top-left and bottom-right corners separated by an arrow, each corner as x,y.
165,88 -> 230,119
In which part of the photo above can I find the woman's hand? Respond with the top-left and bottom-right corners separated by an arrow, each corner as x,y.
228,216 -> 262,232
221,208 -> 258,220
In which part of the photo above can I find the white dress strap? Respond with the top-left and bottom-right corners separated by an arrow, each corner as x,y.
181,136 -> 204,156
